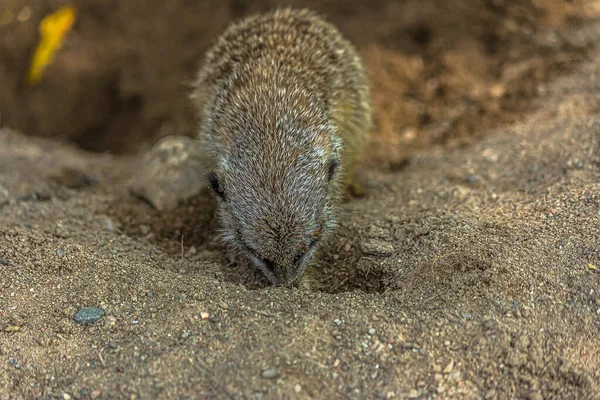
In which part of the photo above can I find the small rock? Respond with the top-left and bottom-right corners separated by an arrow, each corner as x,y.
261,368 -> 278,379
62,394 -> 72,400
443,360 -> 455,374
9,358 -> 21,369
4,326 -> 20,332
74,307 -> 105,324
360,239 -> 394,256
368,328 -> 376,336
200,312 -> 210,320
294,384 -> 302,394
408,389 -> 419,399
489,83 -> 505,98
333,318 -> 342,326
467,174 -> 478,184
90,390 -> 102,399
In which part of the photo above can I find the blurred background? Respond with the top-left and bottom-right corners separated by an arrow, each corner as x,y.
0,0 -> 598,167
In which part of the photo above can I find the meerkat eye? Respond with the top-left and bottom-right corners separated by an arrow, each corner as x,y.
327,158 -> 340,181
206,171 -> 225,200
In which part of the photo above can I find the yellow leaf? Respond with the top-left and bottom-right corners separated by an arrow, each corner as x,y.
26,5 -> 76,85
589,263 -> 598,270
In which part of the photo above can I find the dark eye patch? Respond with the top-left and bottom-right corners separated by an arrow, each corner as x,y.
327,158 -> 339,181
206,171 -> 225,200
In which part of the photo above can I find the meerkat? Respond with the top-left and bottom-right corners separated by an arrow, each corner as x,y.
190,8 -> 371,289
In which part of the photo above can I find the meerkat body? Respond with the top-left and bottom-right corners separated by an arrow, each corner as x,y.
191,8 -> 371,288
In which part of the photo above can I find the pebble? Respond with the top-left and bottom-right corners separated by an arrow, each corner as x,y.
443,360 -> 455,374
333,318 -> 342,326
90,390 -> 102,399
368,328 -> 376,336
529,393 -> 543,400
294,384 -> 302,394
200,312 -> 210,320
4,326 -> 20,332
74,307 -> 105,324
9,358 -> 21,369
360,239 -> 394,256
408,389 -> 419,398
261,368 -> 278,379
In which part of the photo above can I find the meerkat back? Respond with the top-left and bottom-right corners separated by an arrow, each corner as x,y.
191,8 -> 371,194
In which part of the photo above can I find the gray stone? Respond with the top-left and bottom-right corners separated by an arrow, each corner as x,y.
129,136 -> 209,211
74,307 -> 105,324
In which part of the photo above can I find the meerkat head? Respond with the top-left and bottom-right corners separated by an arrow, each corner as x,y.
205,115 -> 343,286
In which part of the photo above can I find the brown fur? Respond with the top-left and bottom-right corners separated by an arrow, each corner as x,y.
190,8 -> 371,289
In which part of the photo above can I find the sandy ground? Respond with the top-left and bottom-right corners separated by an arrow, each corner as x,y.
1,1 -> 600,399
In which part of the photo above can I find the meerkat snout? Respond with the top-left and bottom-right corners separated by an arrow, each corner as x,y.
205,153 -> 337,286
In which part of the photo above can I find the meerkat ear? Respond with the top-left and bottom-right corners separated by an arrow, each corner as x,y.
206,171 -> 226,200
327,158 -> 340,182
